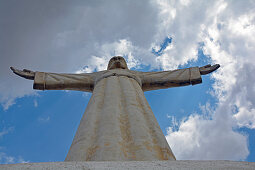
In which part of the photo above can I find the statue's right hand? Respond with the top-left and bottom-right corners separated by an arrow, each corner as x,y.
10,67 -> 35,80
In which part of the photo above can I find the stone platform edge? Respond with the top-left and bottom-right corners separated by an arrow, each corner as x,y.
1,160 -> 255,170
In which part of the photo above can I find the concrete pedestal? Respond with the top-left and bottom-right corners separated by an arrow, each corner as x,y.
1,160 -> 255,170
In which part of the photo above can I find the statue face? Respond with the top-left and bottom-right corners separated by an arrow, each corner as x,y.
107,56 -> 128,70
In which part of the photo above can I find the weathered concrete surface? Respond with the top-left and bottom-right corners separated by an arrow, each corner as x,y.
1,161 -> 255,170
65,76 -> 176,161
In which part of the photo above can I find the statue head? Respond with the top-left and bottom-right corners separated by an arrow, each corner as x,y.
107,56 -> 128,70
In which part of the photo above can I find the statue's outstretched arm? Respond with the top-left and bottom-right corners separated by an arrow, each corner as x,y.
136,64 -> 220,91
10,67 -> 96,92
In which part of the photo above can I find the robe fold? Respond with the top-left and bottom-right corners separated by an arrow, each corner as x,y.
33,67 -> 202,161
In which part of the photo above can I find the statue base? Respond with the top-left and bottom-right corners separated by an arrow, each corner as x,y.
1,160 -> 255,170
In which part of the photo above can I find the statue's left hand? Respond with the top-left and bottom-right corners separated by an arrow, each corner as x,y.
10,67 -> 35,80
199,64 -> 220,75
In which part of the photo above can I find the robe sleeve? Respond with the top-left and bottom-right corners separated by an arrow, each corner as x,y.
33,72 -> 96,92
136,67 -> 202,91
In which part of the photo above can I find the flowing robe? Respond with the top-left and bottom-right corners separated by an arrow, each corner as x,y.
33,67 -> 202,161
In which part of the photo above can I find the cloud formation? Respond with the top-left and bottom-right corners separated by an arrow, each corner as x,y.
0,0 -> 158,109
166,103 -> 249,160
0,127 -> 28,164
163,0 -> 254,160
0,152 -> 28,164
0,127 -> 14,138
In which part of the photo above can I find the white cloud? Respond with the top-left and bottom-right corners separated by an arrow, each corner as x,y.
0,127 -> 14,138
0,0 -> 158,109
76,39 -> 143,73
0,79 -> 36,110
0,152 -> 28,164
33,99 -> 38,108
164,0 -> 255,160
166,103 -> 249,160
152,0 -> 217,70
0,152 -> 15,164
38,116 -> 50,123
0,127 -> 28,164
202,2 -> 255,129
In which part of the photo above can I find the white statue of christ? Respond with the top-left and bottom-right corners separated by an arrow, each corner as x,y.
11,56 -> 219,161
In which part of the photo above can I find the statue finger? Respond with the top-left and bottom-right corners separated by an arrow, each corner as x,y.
10,67 -> 22,75
10,67 -> 20,73
23,69 -> 34,73
203,64 -> 211,68
13,70 -> 24,77
211,64 -> 220,71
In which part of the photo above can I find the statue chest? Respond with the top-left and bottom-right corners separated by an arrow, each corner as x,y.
94,69 -> 142,87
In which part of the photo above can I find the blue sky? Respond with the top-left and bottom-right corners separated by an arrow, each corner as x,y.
0,0 -> 255,164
